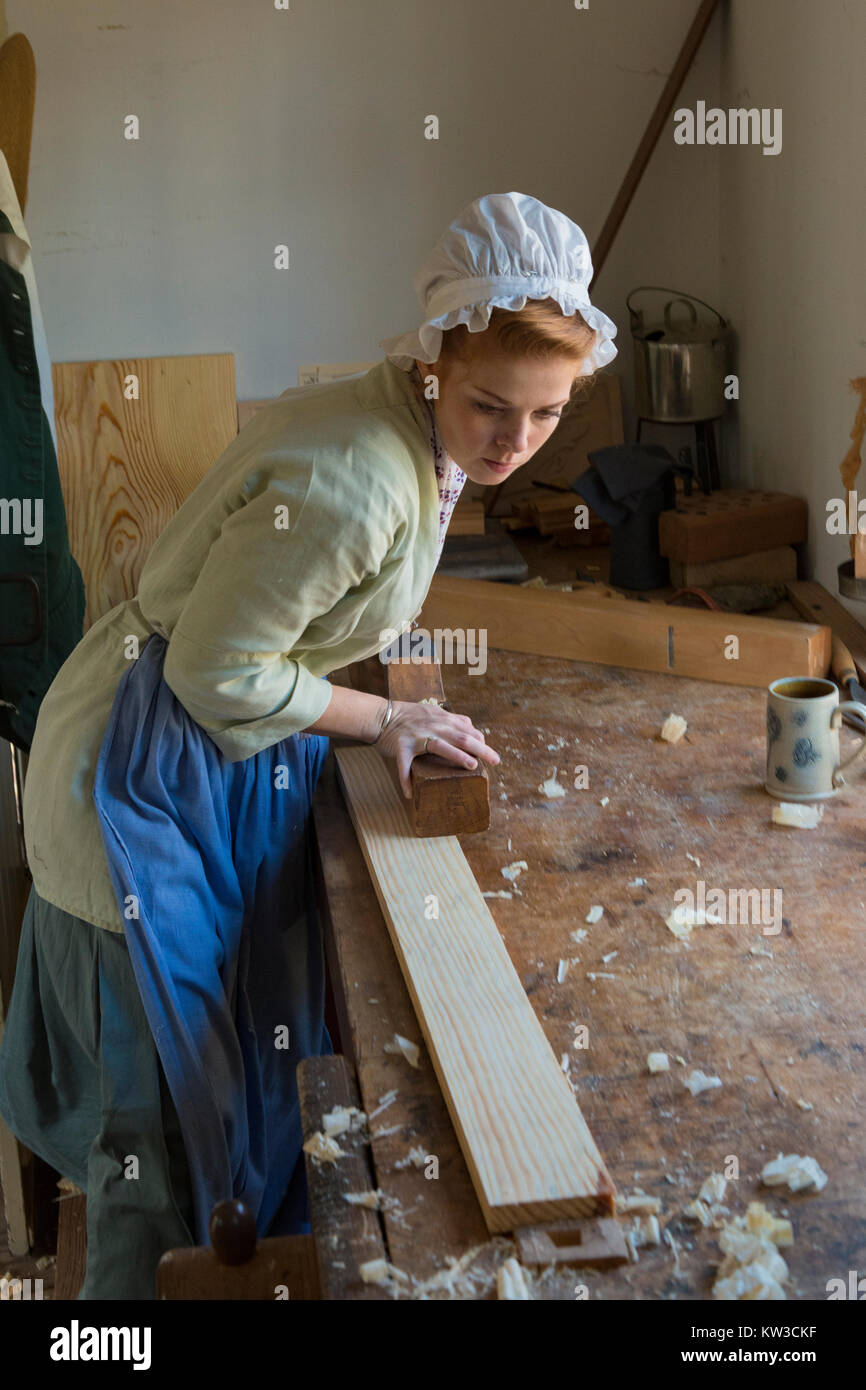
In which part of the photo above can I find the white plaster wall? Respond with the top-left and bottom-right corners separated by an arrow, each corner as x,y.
719,0 -> 866,606
8,0 -> 721,433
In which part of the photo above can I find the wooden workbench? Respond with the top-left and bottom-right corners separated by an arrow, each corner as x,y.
310,558 -> 866,1300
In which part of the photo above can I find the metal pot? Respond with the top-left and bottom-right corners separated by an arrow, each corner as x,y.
627,286 -> 731,423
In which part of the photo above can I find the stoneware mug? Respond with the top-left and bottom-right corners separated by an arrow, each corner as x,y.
765,675 -> 866,800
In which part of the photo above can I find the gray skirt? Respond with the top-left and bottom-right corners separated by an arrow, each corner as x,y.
0,884 -> 195,1299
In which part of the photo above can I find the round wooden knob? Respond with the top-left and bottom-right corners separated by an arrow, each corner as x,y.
209,1199 -> 257,1265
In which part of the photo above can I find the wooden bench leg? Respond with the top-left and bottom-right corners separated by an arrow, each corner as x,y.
54,1187 -> 86,1300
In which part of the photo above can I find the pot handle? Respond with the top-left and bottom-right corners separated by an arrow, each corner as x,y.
664,297 -> 698,331
626,286 -> 727,330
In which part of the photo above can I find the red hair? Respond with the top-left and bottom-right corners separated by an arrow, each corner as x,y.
436,297 -> 599,401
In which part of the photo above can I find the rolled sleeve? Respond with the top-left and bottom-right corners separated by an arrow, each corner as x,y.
161,467 -> 385,760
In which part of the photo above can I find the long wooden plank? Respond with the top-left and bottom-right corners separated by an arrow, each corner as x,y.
419,575 -> 830,688
334,745 -> 615,1233
785,580 -> 866,685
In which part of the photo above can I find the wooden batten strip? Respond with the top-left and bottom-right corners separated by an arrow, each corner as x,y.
419,576 -> 830,688
334,746 -> 615,1232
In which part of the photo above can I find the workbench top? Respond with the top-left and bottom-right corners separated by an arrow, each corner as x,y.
312,624 -> 865,1299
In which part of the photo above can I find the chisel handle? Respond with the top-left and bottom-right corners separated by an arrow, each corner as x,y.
831,634 -> 858,689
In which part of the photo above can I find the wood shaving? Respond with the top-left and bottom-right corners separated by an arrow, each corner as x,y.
745,1202 -> 793,1246
302,1132 -> 346,1164
660,713 -> 688,743
713,1254 -> 787,1301
617,1194 -> 662,1215
497,1257 -> 532,1300
585,905 -> 604,923
56,1177 -> 84,1197
684,1069 -> 723,1096
683,1199 -> 712,1226
342,1189 -> 389,1210
556,958 -> 569,983
408,1239 -> 516,1301
384,1034 -> 421,1069
368,1089 -> 398,1120
394,1146 -> 428,1171
665,904 -> 724,942
761,1153 -> 828,1192
321,1105 -> 366,1138
539,771 -> 567,798
710,1198 -> 796,1300
699,1173 -> 728,1204
663,1226 -> 682,1274
501,860 -> 528,882
772,802 -> 824,829
647,1051 -> 670,1074
359,1258 -> 410,1290
624,1214 -> 661,1255
483,890 -> 513,899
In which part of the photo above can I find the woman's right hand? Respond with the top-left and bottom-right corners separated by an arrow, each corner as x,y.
374,700 -> 500,798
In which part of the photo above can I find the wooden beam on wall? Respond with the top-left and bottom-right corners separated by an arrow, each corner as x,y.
419,576 -> 831,688
334,745 -> 616,1233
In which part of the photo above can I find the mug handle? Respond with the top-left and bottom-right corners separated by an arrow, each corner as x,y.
831,701 -> 866,785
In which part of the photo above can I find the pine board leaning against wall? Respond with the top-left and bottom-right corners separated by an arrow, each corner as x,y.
53,354 -> 238,630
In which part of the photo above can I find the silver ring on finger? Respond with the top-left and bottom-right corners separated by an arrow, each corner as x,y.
424,734 -> 435,754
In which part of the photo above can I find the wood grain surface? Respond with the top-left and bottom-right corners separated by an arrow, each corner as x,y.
52,355 -> 238,630
333,745 -> 615,1232
315,645 -> 866,1298
419,575 -> 831,688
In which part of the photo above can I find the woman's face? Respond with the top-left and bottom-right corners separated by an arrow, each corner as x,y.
415,346 -> 579,486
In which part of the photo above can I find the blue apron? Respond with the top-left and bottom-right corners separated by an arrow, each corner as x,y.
92,632 -> 332,1245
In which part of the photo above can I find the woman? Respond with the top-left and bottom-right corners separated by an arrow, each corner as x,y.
0,192 -> 617,1299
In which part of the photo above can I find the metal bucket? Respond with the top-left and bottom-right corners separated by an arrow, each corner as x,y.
627,286 -> 731,423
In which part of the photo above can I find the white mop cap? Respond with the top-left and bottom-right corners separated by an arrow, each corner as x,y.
380,191 -> 618,377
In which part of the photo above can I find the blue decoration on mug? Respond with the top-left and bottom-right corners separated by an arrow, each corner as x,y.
767,709 -> 781,744
792,737 -> 820,767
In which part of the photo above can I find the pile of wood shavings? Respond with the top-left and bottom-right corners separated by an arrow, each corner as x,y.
366,1238 -> 521,1300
